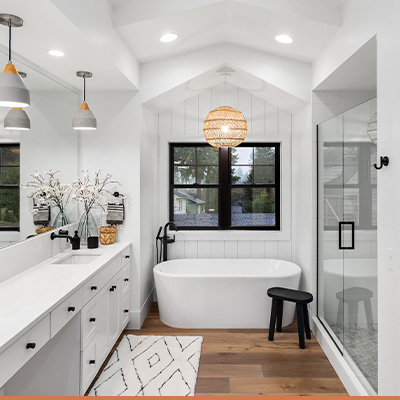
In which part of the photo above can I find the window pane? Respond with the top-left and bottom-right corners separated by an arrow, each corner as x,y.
174,166 -> 195,184
197,147 -> 218,165
254,147 -> 275,165
173,188 -> 218,227
1,167 -> 20,185
254,166 -> 275,184
231,147 -> 253,165
231,187 -> 276,227
0,147 -> 19,166
232,166 -> 252,184
197,166 -> 218,184
0,188 -> 19,227
174,147 -> 195,165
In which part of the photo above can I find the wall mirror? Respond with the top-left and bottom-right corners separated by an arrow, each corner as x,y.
0,50 -> 79,250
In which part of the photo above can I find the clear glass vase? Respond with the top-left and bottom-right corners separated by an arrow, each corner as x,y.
78,210 -> 98,246
53,210 -> 71,228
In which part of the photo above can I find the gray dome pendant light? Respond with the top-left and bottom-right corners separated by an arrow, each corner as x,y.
4,71 -> 30,130
72,71 -> 97,130
0,14 -> 30,108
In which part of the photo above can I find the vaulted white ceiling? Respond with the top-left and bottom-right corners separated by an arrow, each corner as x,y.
113,0 -> 348,63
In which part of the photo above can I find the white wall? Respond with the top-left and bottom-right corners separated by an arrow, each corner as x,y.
312,0 -> 400,394
156,82 -> 314,284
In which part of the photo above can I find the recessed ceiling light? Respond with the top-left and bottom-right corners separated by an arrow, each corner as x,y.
48,49 -> 65,57
159,33 -> 178,43
275,35 -> 294,44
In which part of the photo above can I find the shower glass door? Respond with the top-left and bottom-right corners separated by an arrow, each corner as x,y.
318,98 -> 378,394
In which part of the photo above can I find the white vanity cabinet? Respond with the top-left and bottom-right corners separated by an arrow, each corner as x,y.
0,242 -> 132,396
80,249 -> 131,395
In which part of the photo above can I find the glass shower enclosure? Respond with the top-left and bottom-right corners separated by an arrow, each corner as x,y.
317,98 -> 377,394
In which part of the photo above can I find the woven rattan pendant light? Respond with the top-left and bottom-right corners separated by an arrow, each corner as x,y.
203,68 -> 247,148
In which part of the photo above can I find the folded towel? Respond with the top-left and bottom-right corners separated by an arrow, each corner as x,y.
33,206 -> 51,226
106,203 -> 124,225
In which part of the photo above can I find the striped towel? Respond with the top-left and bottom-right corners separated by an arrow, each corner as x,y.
106,203 -> 124,225
33,206 -> 50,225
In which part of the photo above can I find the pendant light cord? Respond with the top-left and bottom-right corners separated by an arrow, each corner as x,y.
8,20 -> 11,62
83,75 -> 86,102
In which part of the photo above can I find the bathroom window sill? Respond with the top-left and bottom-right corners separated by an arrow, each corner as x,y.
171,230 -> 290,241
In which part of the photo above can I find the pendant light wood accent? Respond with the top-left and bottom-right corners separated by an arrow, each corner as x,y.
203,105 -> 247,148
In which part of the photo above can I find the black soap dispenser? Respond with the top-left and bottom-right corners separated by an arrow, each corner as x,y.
72,230 -> 80,250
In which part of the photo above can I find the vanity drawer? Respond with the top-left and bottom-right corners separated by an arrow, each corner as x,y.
51,288 -> 83,338
81,294 -> 100,351
80,334 -> 99,395
0,315 -> 50,388
120,292 -> 130,331
83,255 -> 121,305
122,246 -> 131,266
121,263 -> 130,297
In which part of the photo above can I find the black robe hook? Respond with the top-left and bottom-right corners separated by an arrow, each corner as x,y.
374,156 -> 389,170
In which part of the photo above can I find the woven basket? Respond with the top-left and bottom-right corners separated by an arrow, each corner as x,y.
99,226 -> 117,245
36,226 -> 53,235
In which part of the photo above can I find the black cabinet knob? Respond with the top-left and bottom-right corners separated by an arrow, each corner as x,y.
90,317 -> 96,322
91,286 -> 97,291
26,343 -> 36,349
89,360 -> 96,365
125,255 -> 130,259
124,309 -> 129,313
68,306 -> 76,312
124,278 -> 129,282
110,287 -> 115,292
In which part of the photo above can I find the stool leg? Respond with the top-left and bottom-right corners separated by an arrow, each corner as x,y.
296,303 -> 305,349
269,298 -> 278,341
303,304 -> 311,340
336,298 -> 343,326
364,299 -> 373,326
276,300 -> 283,332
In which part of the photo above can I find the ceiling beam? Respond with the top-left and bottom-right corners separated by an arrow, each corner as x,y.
113,0 -> 342,28
233,0 -> 343,27
113,0 -> 223,27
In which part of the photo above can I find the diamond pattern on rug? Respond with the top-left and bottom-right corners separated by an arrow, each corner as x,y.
89,335 -> 203,396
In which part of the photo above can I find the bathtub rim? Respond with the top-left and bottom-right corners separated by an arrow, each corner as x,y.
153,258 -> 302,279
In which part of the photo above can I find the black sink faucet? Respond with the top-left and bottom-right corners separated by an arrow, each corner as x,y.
50,229 -> 80,250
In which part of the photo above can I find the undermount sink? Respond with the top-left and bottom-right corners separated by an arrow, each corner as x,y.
53,254 -> 101,265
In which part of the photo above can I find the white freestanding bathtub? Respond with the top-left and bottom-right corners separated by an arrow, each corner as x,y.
153,259 -> 302,329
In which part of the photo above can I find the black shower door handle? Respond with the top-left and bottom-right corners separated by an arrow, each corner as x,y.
339,221 -> 355,250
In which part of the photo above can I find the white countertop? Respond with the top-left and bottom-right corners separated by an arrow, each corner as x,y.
0,242 -> 131,353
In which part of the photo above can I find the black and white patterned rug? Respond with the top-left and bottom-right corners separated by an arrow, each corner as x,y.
89,335 -> 203,396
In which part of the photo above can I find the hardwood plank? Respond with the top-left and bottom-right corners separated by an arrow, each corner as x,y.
198,364 -> 263,378
195,378 -> 230,393
262,359 -> 339,378
229,378 -> 348,394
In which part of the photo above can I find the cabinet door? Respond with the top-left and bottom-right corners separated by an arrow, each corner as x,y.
96,285 -> 110,364
107,273 -> 121,347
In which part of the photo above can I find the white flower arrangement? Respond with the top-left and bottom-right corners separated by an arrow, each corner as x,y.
21,170 -> 72,215
72,170 -> 121,214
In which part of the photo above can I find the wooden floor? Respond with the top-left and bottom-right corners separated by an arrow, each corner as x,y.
88,303 -> 348,396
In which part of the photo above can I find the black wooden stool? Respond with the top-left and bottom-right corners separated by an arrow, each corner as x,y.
267,287 -> 313,349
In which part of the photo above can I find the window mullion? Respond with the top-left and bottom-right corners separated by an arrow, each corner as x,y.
219,147 -> 230,229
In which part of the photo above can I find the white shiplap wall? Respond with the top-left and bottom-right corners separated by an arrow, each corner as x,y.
157,82 -> 293,262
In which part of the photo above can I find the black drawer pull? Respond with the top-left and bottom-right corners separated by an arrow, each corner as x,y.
124,309 -> 129,313
125,255 -> 130,259
110,287 -> 115,292
26,343 -> 36,349
91,286 -> 97,291
89,360 -> 96,365
68,306 -> 76,312
124,278 -> 129,282
90,318 -> 96,322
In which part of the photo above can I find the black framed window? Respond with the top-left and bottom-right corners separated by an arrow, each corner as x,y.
0,144 -> 20,231
170,143 -> 280,230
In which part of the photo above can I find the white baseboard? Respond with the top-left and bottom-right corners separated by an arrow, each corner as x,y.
126,288 -> 154,330
312,316 -> 370,396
